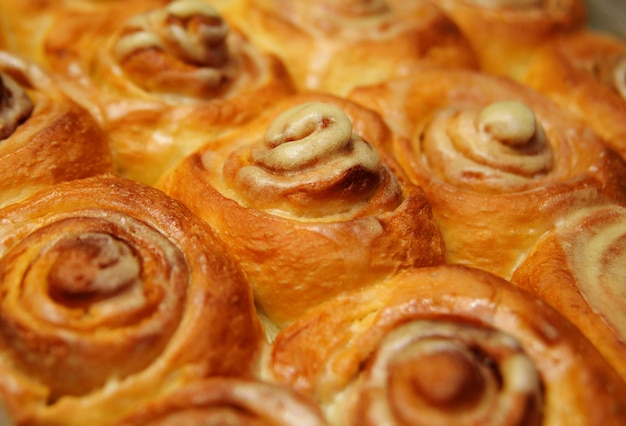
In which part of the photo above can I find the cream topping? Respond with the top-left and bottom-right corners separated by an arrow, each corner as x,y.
420,100 -> 553,193
114,0 -> 230,70
258,102 -> 380,171
225,102 -> 400,219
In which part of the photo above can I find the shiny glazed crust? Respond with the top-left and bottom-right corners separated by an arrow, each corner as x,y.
31,0 -> 295,185
523,30 -> 626,159
348,69 -> 626,278
269,265 -> 626,425
512,204 -> 626,382
433,0 -> 586,78
230,0 -> 478,95
0,175 -> 264,426
159,93 -> 446,327
114,377 -> 330,426
0,51 -> 113,208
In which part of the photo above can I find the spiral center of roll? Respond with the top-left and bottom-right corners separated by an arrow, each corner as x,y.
387,340 -> 490,423
224,101 -> 401,218
477,101 -> 540,147
0,72 -> 34,140
259,102 -> 362,170
114,0 -> 231,71
406,348 -> 486,409
47,233 -> 140,301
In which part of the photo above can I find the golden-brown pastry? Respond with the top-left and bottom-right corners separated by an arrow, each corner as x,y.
0,50 -> 113,209
269,265 -> 626,426
115,377 -> 330,425
511,203 -> 626,383
29,0 -> 295,185
0,175 -> 264,426
0,0 -> 58,57
348,69 -> 626,279
429,0 -> 586,78
522,30 -> 626,159
229,0 -> 478,96
159,94 -> 446,329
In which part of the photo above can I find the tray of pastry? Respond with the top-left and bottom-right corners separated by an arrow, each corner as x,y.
0,1 -> 625,425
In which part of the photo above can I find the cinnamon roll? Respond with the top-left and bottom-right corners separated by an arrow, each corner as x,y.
0,175 -> 264,426
511,203 -> 626,382
348,69 -> 626,279
523,30 -> 626,160
230,0 -> 478,95
269,265 -> 626,426
159,94 -> 446,328
429,0 -> 586,78
115,377 -> 329,426
37,0 -> 295,184
0,50 -> 113,209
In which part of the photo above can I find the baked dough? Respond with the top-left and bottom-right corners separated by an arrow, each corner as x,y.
0,50 -> 113,209
349,69 -> 626,278
30,0 -> 296,184
114,377 -> 330,426
228,0 -> 478,95
523,30 -> 626,159
269,265 -> 626,425
0,175 -> 264,425
512,203 -> 626,382
431,0 -> 586,78
159,94 -> 446,328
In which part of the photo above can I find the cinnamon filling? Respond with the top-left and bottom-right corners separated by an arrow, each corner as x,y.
0,72 -> 34,140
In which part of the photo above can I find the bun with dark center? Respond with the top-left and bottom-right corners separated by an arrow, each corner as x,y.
21,0 -> 295,185
159,94 -> 446,329
0,174 -> 264,426
269,265 -> 626,426
348,69 -> 626,278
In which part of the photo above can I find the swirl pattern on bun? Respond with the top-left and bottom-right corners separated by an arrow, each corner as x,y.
0,175 -> 264,426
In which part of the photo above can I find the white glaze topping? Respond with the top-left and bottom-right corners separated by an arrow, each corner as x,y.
420,100 -> 553,193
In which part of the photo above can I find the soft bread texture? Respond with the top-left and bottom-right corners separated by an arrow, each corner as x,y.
0,51 -> 113,208
17,0 -> 296,185
114,377 -> 329,426
429,0 -> 587,79
268,265 -> 626,426
348,69 -> 626,279
0,1 -> 626,425
227,0 -> 479,96
159,94 -> 446,329
511,203 -> 626,383
522,30 -> 626,159
0,175 -> 264,426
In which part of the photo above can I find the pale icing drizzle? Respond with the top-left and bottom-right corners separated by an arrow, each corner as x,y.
420,100 -> 553,193
224,102 -> 402,219
113,0 -> 232,92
